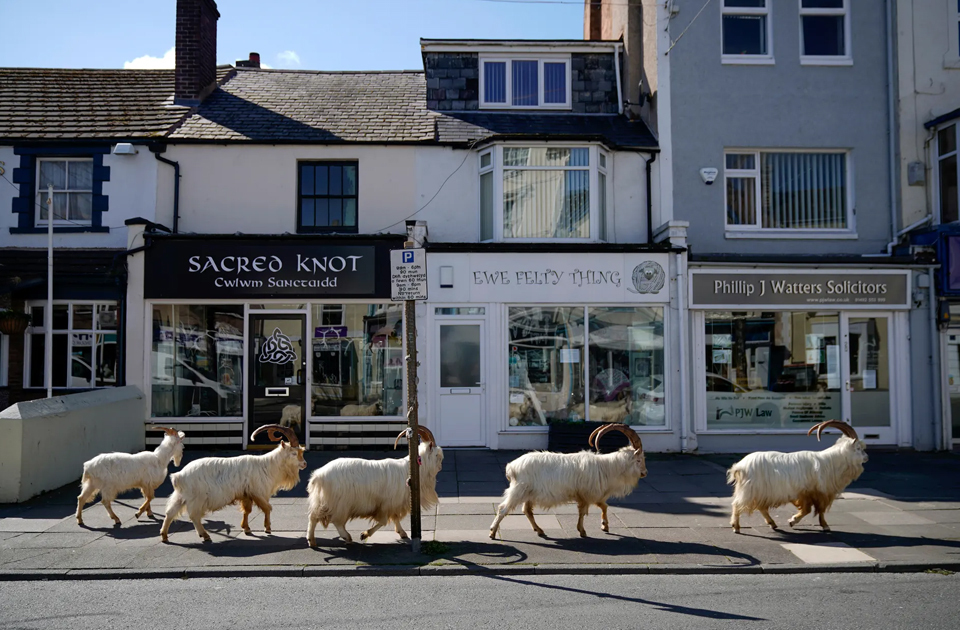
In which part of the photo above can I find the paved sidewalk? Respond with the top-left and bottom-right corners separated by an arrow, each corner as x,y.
2,450 -> 960,580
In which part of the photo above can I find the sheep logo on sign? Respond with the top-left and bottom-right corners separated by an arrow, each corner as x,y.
628,261 -> 665,294
259,328 -> 297,364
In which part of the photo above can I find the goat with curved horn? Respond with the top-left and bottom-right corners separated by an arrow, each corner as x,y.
393,426 -> 436,449
490,422 -> 648,539
252,424 -> 299,448
728,419 -> 868,533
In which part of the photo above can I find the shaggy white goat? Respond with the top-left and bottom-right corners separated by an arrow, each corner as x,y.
279,404 -> 302,430
306,426 -> 442,546
340,401 -> 383,416
571,398 -> 632,424
489,423 -> 647,539
76,426 -> 185,526
159,425 -> 306,543
727,420 -> 868,533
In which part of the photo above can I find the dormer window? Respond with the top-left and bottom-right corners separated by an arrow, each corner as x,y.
480,55 -> 571,110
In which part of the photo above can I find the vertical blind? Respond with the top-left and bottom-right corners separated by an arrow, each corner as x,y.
512,60 -> 538,106
543,62 -> 566,104
502,148 -> 590,238
761,153 -> 846,229
484,61 -> 506,103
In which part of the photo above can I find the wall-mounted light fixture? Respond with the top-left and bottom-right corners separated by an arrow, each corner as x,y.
112,143 -> 138,155
440,265 -> 454,288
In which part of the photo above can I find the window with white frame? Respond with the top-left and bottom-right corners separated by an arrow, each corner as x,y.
721,0 -> 772,61
939,124 -> 959,224
799,0 -> 850,63
480,56 -> 571,109
480,146 -> 609,241
724,151 -> 850,231
35,158 -> 94,227
25,301 -> 119,389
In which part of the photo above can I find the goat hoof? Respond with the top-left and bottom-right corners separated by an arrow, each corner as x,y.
243,529 -> 253,537
202,537 -> 212,544
489,531 -> 497,540
822,526 -> 831,532
732,527 -> 741,534
307,539 -> 317,548
360,533 -> 370,542
579,531 -> 588,538
601,524 -> 609,532
161,536 -> 169,544
264,528 -> 272,535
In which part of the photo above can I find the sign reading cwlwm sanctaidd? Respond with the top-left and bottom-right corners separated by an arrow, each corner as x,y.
390,248 -> 427,301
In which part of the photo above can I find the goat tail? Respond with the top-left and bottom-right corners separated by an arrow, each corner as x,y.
307,474 -> 331,528
726,466 -> 743,487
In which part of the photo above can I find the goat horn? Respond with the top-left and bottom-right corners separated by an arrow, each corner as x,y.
807,420 -> 858,442
587,425 -> 605,450
592,423 -> 643,452
394,426 -> 437,449
251,424 -> 299,448
148,426 -> 180,437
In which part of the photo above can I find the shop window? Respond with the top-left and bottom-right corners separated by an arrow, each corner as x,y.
481,146 -> 609,241
150,304 -> 244,417
25,301 -> 120,389
800,0 -> 851,64
480,56 -> 570,109
704,311 -> 841,429
721,0 -> 773,63
507,306 -> 665,427
938,124 -> 959,224
297,161 -> 358,233
724,150 -> 851,232
310,303 -> 403,417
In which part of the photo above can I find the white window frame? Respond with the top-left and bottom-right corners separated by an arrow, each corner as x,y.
935,123 -> 959,225
479,54 -> 572,110
35,157 -> 94,228
723,149 -> 856,239
799,0 -> 852,66
481,143 -> 609,243
721,0 -> 775,65
945,0 -> 960,69
24,300 -> 119,389
479,149 -> 495,242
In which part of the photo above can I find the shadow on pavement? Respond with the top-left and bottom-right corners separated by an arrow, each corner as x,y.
514,534 -> 760,566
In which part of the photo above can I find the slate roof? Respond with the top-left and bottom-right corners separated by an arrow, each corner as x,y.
0,66 -> 657,150
0,66 -> 234,141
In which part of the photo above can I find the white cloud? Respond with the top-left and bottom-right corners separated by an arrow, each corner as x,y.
123,47 -> 176,69
276,50 -> 301,68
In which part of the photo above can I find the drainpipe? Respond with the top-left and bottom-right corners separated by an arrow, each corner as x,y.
645,152 -> 658,244
613,42 -> 624,115
929,269 -> 944,450
151,147 -> 181,234
676,251 -> 690,452
885,0 -> 899,253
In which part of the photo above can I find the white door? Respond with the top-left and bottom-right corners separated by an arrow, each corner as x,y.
841,313 -> 897,444
436,321 -> 485,446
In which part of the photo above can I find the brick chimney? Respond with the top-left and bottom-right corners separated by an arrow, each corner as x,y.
175,0 -> 220,106
235,52 -> 261,68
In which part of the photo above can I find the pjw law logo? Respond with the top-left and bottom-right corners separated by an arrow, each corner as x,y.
716,404 -> 778,421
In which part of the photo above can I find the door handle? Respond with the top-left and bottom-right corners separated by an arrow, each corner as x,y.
265,387 -> 290,397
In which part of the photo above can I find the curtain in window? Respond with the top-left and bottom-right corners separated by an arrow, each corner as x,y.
512,60 -> 538,106
543,62 -> 566,104
761,153 -> 846,229
484,61 -> 506,103
503,170 -> 590,238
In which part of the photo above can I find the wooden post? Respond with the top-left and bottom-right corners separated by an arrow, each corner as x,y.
404,241 -> 421,553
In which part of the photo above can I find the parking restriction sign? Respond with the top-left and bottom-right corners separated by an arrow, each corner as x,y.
390,248 -> 427,301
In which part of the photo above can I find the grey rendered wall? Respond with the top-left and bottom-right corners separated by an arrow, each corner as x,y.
668,0 -> 892,255
909,300 -> 938,450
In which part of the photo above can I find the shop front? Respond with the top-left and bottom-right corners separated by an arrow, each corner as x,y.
688,268 -> 913,451
425,248 -> 676,451
139,235 -> 407,449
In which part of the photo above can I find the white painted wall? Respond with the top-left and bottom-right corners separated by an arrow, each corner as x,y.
0,146 -> 159,249
897,0 -> 960,226
0,386 -> 145,502
160,143 -> 648,243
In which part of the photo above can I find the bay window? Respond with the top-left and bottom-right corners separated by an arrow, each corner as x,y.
480,145 -> 610,241
724,150 -> 851,233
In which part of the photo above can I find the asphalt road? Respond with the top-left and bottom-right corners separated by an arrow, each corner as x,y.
0,573 -> 957,629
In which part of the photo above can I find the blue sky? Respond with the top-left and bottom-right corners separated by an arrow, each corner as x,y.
0,0 -> 586,71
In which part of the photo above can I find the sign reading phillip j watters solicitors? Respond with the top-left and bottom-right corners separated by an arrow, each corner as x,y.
690,270 -> 910,309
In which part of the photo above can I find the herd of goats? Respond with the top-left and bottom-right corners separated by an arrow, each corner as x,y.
73,419 -> 868,545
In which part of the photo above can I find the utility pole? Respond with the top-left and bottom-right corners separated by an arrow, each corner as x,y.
46,184 -> 53,399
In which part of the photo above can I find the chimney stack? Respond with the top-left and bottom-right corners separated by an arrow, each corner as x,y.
236,52 -> 261,68
175,0 -> 220,106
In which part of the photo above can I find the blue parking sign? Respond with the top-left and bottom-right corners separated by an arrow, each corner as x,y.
402,251 -> 415,264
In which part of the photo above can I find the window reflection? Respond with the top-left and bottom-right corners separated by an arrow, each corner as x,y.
310,303 -> 403,417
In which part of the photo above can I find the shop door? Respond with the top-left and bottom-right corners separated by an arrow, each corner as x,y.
841,313 -> 896,444
249,314 -> 306,447
436,321 -> 485,446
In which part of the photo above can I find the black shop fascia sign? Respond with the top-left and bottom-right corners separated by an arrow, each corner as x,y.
143,236 -> 402,299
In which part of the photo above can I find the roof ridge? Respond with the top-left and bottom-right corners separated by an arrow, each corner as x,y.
233,67 -> 424,75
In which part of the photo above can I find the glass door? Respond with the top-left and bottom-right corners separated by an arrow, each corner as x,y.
842,313 -> 896,444
249,314 -> 306,447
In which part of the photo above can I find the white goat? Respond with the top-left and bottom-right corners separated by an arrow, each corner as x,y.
727,420 -> 868,533
160,425 -> 306,543
279,404 -> 302,430
76,426 -> 185,526
489,423 -> 647,539
306,426 -> 443,546
572,398 -> 632,424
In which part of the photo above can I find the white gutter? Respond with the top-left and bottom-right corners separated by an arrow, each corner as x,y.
676,252 -> 689,452
929,267 -> 944,450
613,42 -> 623,115
885,0 -> 900,253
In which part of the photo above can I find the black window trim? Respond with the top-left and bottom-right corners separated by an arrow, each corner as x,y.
296,160 -> 359,234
